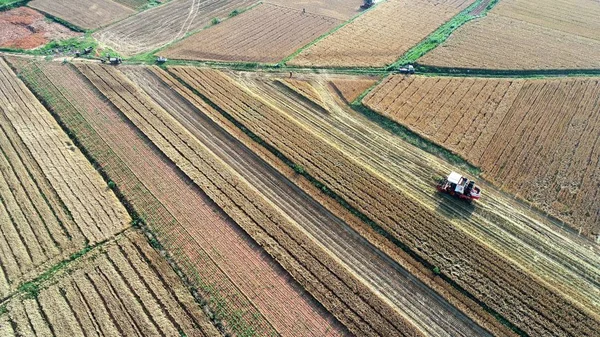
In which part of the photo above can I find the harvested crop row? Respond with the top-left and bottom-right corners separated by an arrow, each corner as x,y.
241,74 -> 600,327
289,0 -> 475,68
0,57 -> 128,299
77,63 -> 421,337
418,0 -> 600,70
162,3 -> 340,63
29,0 -> 135,30
0,58 -> 129,243
153,66 -> 514,337
418,13 -> 600,70
363,75 -> 600,238
8,59 -> 327,337
176,67 -> 600,337
1,231 -> 220,337
94,0 -> 257,55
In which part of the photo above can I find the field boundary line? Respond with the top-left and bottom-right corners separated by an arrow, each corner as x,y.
416,65 -> 600,77
279,0 -> 384,66
0,227 -> 133,307
389,0 -> 499,69
0,0 -> 28,11
127,1 -> 262,63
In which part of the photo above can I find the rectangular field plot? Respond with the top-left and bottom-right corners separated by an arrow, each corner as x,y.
29,0 -> 135,30
0,57 -> 129,299
162,3 -> 340,63
364,75 -> 600,237
94,0 -> 256,56
179,68 -> 600,337
289,0 -> 474,68
418,0 -> 600,69
9,59 -> 349,337
0,231 -> 220,337
266,0 -> 363,20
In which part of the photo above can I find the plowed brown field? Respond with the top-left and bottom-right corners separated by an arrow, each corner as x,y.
9,59 -> 347,337
289,0 -> 475,68
94,0 -> 256,56
29,0 -> 135,30
0,7 -> 79,49
419,0 -> 600,69
0,57 -> 129,299
177,67 -> 600,337
0,231 -> 220,337
364,75 -> 600,238
162,3 -> 340,63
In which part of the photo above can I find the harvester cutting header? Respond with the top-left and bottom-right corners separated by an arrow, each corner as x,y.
437,172 -> 481,201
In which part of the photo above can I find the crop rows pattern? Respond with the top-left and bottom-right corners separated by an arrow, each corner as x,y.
0,231 -> 219,337
290,0 -> 474,68
175,67 -> 600,337
364,75 -> 600,237
163,3 -> 340,63
8,59 -> 343,337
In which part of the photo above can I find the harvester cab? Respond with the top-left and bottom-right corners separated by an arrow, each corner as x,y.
437,171 -> 481,201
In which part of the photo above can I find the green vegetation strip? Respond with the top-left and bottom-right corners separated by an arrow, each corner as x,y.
0,0 -> 28,11
389,0 -> 500,69
0,35 -> 106,58
171,69 -> 526,336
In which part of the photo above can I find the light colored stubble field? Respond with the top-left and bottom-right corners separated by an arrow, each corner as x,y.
418,0 -> 600,69
162,3 -> 340,63
29,0 -> 135,30
289,0 -> 474,68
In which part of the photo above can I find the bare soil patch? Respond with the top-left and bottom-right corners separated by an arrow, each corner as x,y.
0,7 -> 79,49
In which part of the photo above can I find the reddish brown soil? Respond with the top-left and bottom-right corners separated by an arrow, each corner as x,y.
0,7 -> 80,49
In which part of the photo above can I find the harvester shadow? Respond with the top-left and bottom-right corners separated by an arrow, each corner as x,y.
433,191 -> 476,219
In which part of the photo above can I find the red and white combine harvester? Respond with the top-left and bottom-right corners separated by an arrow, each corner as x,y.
437,172 -> 482,201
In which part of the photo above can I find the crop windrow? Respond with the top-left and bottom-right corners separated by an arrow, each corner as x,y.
8,59 -> 270,337
170,68 -> 525,337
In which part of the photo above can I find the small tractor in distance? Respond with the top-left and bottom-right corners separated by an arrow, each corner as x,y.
399,64 -> 415,74
361,0 -> 374,9
437,171 -> 482,201
101,55 -> 122,65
